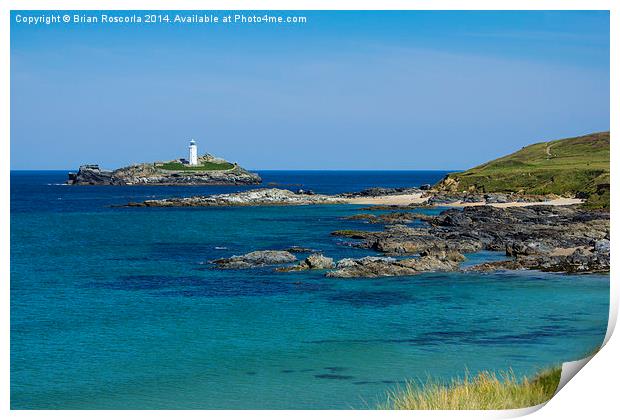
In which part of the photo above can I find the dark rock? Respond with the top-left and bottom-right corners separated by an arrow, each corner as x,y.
69,165 -> 117,185
330,230 -> 378,239
344,214 -> 379,222
484,193 -> 509,204
505,241 -> 550,257
286,246 -> 320,253
420,245 -> 466,262
344,212 -> 417,225
468,247 -> 609,274
341,204 -> 609,274
340,187 -> 421,198
594,239 -> 610,253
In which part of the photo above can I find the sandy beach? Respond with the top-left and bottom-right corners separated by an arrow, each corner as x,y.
344,193 -> 428,206
344,193 -> 583,208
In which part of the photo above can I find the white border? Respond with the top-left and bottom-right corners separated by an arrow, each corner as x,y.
1,1 -> 616,419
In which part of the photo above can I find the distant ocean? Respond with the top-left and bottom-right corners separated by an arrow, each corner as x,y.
10,170 -> 609,409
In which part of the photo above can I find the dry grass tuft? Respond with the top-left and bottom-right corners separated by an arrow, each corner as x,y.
384,367 -> 561,410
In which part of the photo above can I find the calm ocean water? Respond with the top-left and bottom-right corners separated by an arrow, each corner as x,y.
11,171 -> 609,409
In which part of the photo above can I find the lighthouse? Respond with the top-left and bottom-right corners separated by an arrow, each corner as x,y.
189,139 -> 198,166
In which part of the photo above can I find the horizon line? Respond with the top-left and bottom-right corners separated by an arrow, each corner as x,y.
10,168 -> 461,172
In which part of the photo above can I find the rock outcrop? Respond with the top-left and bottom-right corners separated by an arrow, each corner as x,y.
211,250 -> 296,269
277,253 -> 335,272
67,165 -> 115,185
344,212 -> 418,225
326,252 -> 464,278
423,191 -> 548,206
204,203 -> 608,275
468,246 -> 609,274
340,187 -> 421,198
338,204 -> 609,274
285,246 -> 320,254
127,188 -> 347,207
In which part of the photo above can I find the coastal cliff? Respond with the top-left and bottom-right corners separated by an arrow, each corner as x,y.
67,154 -> 261,186
433,132 -> 610,208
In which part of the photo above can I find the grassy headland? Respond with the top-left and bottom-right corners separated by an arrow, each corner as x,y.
434,132 -> 610,208
384,367 -> 561,410
157,161 -> 234,171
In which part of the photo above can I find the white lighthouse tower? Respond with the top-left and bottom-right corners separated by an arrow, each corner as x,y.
189,139 -> 198,166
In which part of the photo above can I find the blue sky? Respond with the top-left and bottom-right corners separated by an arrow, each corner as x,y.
11,11 -> 609,170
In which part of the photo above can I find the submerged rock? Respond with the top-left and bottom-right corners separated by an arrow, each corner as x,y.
211,250 -> 296,269
285,246 -> 320,253
330,230 -> 378,239
344,212 -> 418,225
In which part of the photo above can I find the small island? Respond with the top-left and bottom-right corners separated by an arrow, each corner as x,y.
66,139 -> 262,186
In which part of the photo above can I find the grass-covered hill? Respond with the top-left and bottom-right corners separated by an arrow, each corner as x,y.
434,132 -> 610,208
155,153 -> 235,172
156,161 -> 234,171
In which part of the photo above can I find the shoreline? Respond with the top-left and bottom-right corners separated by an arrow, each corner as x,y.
343,192 -> 583,208
121,186 -> 608,274
125,187 -> 585,209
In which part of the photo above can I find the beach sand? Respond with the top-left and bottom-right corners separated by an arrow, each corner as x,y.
344,193 -> 428,206
344,193 -> 583,208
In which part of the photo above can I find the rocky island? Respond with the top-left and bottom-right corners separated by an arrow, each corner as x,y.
67,140 -> 261,186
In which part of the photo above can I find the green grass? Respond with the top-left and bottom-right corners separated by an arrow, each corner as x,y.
435,132 -> 610,208
330,229 -> 376,238
157,161 -> 234,171
383,367 -> 561,410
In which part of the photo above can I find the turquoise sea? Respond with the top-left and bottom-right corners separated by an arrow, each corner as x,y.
10,171 -> 609,409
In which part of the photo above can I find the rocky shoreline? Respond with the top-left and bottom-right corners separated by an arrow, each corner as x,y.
202,199 -> 609,276
116,185 -> 608,275
333,204 -> 609,274
125,187 -> 422,207
127,188 -> 347,207
121,187 -> 584,208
